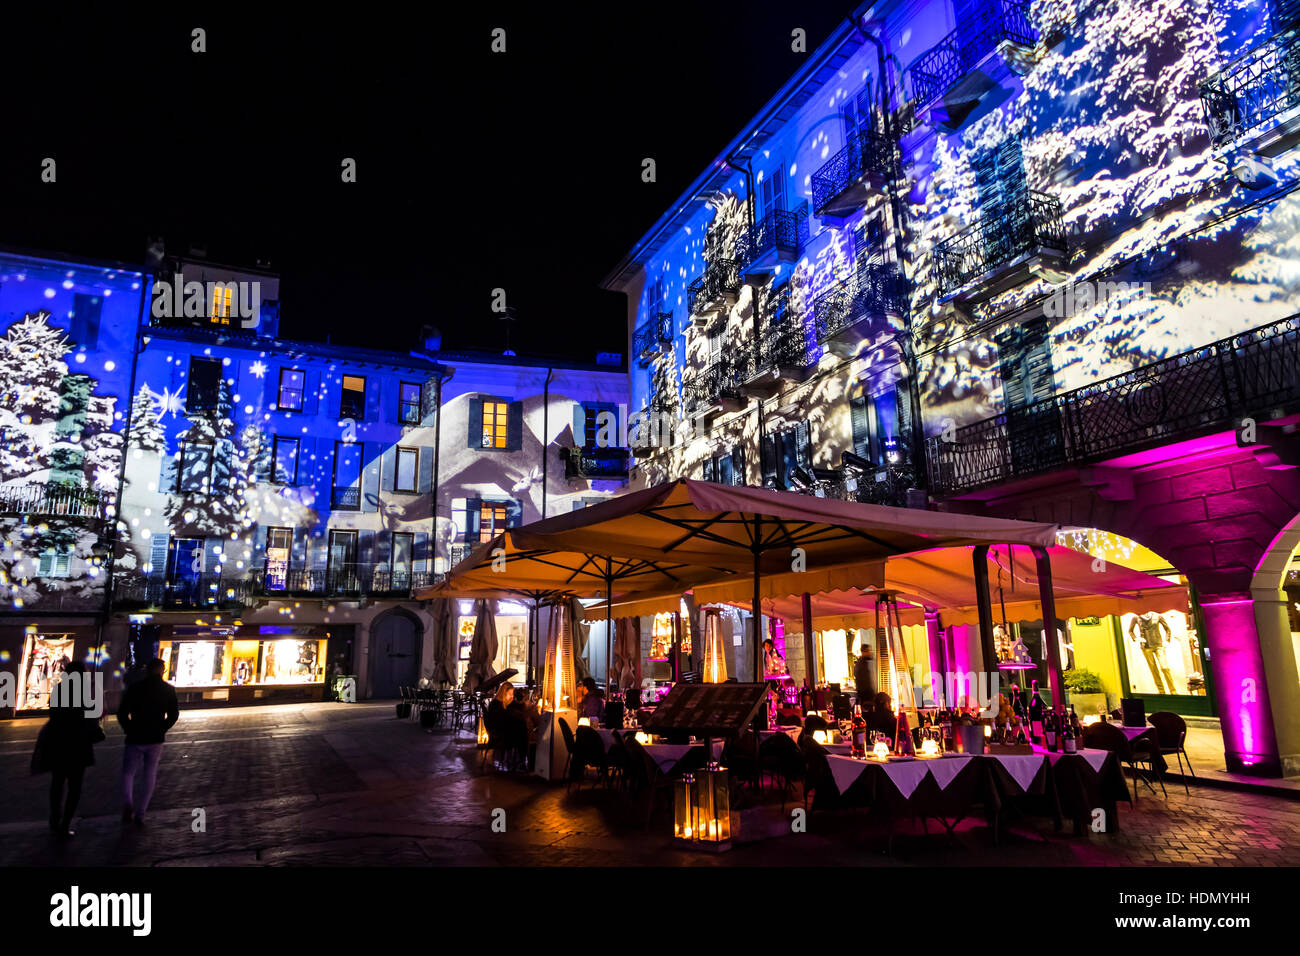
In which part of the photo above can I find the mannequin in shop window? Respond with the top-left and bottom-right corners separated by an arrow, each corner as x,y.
1128,611 -> 1177,695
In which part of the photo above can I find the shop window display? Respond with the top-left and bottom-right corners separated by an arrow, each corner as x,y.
17,633 -> 75,710
159,638 -> 325,687
1120,610 -> 1205,697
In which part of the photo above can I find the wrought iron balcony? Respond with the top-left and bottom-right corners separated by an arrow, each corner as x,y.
331,485 -> 361,510
688,259 -> 741,322
926,312 -> 1300,497
740,288 -> 811,397
113,572 -> 255,610
931,191 -> 1066,301
684,359 -> 745,418
811,128 -> 892,222
113,563 -> 435,609
0,481 -> 104,521
908,0 -> 1038,130
564,446 -> 631,480
448,543 -> 474,568
1200,27 -> 1300,156
634,312 -> 674,365
630,399 -> 677,454
735,209 -> 809,275
812,263 -> 909,357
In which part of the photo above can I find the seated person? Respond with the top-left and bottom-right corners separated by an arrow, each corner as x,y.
866,692 -> 896,738
578,677 -> 605,721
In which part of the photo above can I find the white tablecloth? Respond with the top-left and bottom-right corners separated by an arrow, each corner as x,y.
642,741 -> 724,772
1118,724 -> 1155,741
825,748 -> 1111,797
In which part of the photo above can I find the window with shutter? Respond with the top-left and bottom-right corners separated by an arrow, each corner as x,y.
186,357 -> 222,412
761,435 -> 778,488
277,368 -> 305,411
272,436 -> 299,484
718,455 -> 734,486
478,398 -> 510,449
398,383 -> 421,424
506,401 -> 524,451
340,375 -> 366,420
850,396 -> 871,459
702,457 -> 716,483
395,447 -> 419,493
997,322 -> 1055,412
731,445 -> 746,486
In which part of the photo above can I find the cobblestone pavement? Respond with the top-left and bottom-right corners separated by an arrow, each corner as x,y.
2,702 -> 1299,867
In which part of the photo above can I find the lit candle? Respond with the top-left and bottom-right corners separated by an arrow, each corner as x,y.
920,738 -> 939,757
577,717 -> 590,727
872,741 -> 890,760
813,730 -> 828,744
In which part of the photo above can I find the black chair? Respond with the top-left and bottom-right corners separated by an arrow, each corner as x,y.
798,735 -> 835,812
623,734 -> 674,828
722,732 -> 760,791
573,725 -> 609,789
758,732 -> 807,812
606,732 -> 631,790
1084,720 -> 1163,802
1149,711 -> 1193,793
802,714 -> 830,738
558,718 -> 578,791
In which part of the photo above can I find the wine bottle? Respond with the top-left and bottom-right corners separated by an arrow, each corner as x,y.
851,704 -> 866,757
1062,712 -> 1078,753
1045,710 -> 1057,752
1028,680 -> 1045,743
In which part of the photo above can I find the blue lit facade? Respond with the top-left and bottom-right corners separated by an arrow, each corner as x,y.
606,0 -> 1300,774
1,251 -> 630,715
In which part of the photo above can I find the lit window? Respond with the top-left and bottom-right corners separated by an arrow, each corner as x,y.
479,501 -> 508,542
482,401 -> 508,449
340,375 -> 366,420
210,285 -> 234,325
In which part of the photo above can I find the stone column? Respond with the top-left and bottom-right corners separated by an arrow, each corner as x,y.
1199,594 -> 1285,776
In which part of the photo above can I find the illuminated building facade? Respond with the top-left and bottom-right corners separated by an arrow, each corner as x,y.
0,248 -> 629,715
606,0 -> 1300,774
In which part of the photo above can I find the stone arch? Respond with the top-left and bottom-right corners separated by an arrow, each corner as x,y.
1248,515 -> 1300,776
367,606 -> 424,700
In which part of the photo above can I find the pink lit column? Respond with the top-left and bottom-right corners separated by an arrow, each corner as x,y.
1200,595 -> 1283,776
924,610 -> 946,707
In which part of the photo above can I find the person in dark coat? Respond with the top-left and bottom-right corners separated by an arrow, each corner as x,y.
117,657 -> 179,826
37,661 -> 103,838
853,645 -> 875,701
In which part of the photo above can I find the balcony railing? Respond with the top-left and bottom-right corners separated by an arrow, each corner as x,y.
908,0 -> 1037,108
926,312 -> 1300,496
564,446 -> 631,480
331,485 -> 361,510
684,359 -> 745,416
741,287 -> 810,385
811,128 -> 892,219
735,209 -> 809,271
114,564 -> 437,609
448,543 -> 474,568
688,259 -> 741,319
1200,27 -> 1300,149
0,481 -> 104,520
932,191 -> 1066,298
630,399 -> 677,453
821,459 -> 918,509
634,312 -> 674,365
812,263 -> 909,351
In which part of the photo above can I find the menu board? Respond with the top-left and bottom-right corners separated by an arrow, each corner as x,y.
644,683 -> 769,736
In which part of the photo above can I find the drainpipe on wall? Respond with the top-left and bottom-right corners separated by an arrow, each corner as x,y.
431,366 -> 454,573
541,367 -> 555,519
97,271 -> 152,675
849,14 -> 928,496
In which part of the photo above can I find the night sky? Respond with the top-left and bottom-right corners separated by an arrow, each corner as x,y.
0,4 -> 856,364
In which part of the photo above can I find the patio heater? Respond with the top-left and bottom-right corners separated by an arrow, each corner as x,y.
701,608 -> 727,683
534,600 -> 578,781
874,590 -> 917,755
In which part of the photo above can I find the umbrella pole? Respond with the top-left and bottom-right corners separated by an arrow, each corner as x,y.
605,564 -> 614,694
801,591 -> 816,692
1031,546 -> 1066,716
527,601 -> 536,688
752,513 -> 764,731
672,610 -> 682,683
972,545 -> 997,678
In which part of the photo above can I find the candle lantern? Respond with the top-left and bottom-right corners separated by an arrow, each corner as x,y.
701,609 -> 728,684
690,764 -> 731,851
872,740 -> 891,760
673,774 -> 695,842
476,712 -> 490,746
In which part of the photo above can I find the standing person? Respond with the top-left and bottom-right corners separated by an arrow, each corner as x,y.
117,657 -> 179,826
34,661 -> 104,838
853,644 -> 875,701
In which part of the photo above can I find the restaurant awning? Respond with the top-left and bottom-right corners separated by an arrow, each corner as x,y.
705,545 -> 1188,630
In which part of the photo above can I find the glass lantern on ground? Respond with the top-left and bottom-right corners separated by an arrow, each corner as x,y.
674,764 -> 731,850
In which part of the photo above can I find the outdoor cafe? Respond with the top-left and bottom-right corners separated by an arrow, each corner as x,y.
411,479 -> 1192,850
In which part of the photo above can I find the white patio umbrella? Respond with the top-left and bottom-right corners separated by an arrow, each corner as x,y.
463,598 -> 498,692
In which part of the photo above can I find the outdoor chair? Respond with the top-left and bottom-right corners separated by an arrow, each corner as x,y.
605,732 -> 630,791
802,714 -> 830,739
573,725 -> 610,789
623,734 -> 673,828
1084,720 -> 1162,802
722,732 -> 760,791
758,731 -> 807,812
798,735 -> 834,812
558,718 -> 578,791
1148,711 -> 1193,793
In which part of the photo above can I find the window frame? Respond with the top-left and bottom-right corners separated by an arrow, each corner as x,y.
272,436 -> 300,485
394,446 -> 419,494
331,440 -> 363,511
177,441 -> 215,493
264,527 -> 294,591
398,382 -> 421,425
339,374 -> 367,421
277,368 -> 305,412
478,500 -> 509,543
186,356 -> 222,412
481,399 -> 509,449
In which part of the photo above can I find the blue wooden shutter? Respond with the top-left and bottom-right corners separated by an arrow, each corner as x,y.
303,369 -> 319,416
761,435 -> 778,488
506,401 -> 524,451
573,404 -> 587,447
467,398 -> 483,448
850,396 -> 871,458
361,441 -> 381,512
365,378 -> 382,422
417,447 -> 433,495
413,531 -> 429,572
731,445 -> 746,486
380,446 -> 396,492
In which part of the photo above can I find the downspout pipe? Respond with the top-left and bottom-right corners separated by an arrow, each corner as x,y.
99,270 -> 151,674
848,14 -> 928,495
541,367 -> 555,518
430,366 -> 453,576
